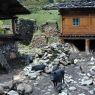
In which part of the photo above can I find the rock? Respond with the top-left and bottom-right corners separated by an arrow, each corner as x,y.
90,66 -> 95,71
33,58 -> 40,64
7,90 -> 19,95
23,64 -> 32,75
34,48 -> 43,56
91,57 -> 95,61
33,82 -> 38,86
45,64 -> 53,73
89,61 -> 94,65
44,92 -> 51,95
0,86 -> 4,94
23,64 -> 41,80
26,54 -> 33,63
48,53 -> 53,58
17,83 -> 33,94
86,73 -> 92,77
90,66 -> 95,75
78,93 -> 85,95
89,90 -> 94,94
69,86 -> 77,91
27,71 -> 40,80
81,78 -> 93,86
39,59 -> 50,64
74,59 -> 79,64
2,81 -> 13,89
65,75 -> 73,83
13,72 -> 26,82
59,53 -> 66,58
58,91 -> 67,95
93,88 -> 95,94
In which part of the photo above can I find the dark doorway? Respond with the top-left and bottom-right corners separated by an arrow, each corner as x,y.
90,40 -> 95,50
64,39 -> 85,51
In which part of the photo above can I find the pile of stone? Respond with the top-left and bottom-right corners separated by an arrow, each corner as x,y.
0,72 -> 33,95
23,43 -> 75,80
3,43 -> 95,95
31,35 -> 46,48
58,55 -> 95,95
41,21 -> 58,37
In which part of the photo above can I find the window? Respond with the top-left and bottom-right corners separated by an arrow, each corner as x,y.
73,18 -> 80,26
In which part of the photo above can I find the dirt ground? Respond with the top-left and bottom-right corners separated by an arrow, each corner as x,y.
0,59 -> 25,83
0,52 -> 95,95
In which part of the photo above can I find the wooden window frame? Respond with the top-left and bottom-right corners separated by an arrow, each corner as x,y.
72,18 -> 80,26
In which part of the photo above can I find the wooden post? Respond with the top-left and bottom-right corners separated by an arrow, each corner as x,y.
12,18 -> 16,34
60,36 -> 64,44
85,39 -> 90,54
59,16 -> 64,44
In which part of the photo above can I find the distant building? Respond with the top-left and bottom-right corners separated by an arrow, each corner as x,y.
58,0 -> 95,52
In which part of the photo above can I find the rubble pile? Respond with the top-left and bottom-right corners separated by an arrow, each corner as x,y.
21,43 -> 95,95
41,21 -> 58,34
0,72 -> 33,95
31,35 -> 46,48
23,43 -> 73,78
1,43 -> 95,95
0,43 -> 73,95
31,21 -> 59,48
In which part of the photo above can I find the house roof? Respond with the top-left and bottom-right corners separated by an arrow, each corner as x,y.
58,0 -> 95,9
0,0 -> 30,19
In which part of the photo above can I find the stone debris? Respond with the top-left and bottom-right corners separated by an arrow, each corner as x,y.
80,78 -> 93,86
1,43 -> 95,95
58,89 -> 68,95
69,86 -> 77,91
0,86 -> 4,94
41,21 -> 58,35
23,43 -> 74,80
89,90 -> 94,95
17,83 -> 33,94
78,93 -> 85,95
7,90 -> 19,95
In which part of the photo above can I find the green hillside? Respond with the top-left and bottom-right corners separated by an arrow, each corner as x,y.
19,10 -> 60,25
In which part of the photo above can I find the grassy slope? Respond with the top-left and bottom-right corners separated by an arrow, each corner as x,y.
19,10 -> 60,26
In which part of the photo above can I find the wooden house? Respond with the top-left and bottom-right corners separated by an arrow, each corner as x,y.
58,0 -> 95,52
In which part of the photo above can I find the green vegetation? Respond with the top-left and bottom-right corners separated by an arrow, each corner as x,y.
0,21 -> 3,25
19,10 -> 60,26
0,21 -> 5,34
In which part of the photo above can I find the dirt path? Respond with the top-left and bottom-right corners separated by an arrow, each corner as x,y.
32,74 -> 58,95
0,69 -> 21,83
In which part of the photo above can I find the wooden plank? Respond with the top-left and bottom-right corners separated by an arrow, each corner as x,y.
61,15 -> 95,35
85,39 -> 90,53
